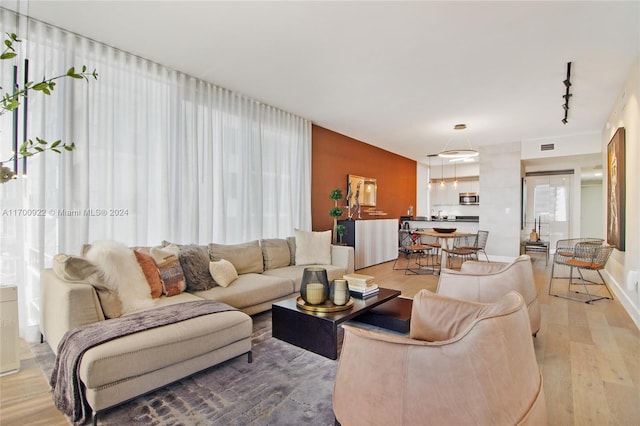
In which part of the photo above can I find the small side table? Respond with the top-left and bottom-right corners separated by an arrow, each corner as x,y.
521,241 -> 549,265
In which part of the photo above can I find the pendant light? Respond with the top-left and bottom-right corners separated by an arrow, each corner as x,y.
438,124 -> 479,159
453,162 -> 458,188
427,155 -> 432,190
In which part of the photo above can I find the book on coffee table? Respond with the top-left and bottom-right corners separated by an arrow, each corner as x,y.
350,284 -> 379,299
343,273 -> 375,288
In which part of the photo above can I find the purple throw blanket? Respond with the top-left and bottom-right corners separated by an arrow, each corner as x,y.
50,300 -> 239,425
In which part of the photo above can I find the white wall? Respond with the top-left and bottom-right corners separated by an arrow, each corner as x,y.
479,141 -> 522,257
522,133 -> 601,160
581,181 -> 604,239
602,57 -> 640,328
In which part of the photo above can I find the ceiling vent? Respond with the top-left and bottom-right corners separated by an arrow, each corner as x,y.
540,143 -> 555,151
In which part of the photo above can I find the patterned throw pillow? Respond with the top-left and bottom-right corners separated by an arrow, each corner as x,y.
150,245 -> 187,296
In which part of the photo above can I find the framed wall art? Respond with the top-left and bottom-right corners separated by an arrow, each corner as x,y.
607,127 -> 625,251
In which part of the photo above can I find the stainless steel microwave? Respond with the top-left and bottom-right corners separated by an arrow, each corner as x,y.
459,192 -> 479,205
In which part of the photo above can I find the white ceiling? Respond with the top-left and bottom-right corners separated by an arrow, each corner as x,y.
5,1 -> 639,163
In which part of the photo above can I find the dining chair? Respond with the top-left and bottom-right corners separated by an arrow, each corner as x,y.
442,235 -> 475,269
548,239 -> 613,303
418,233 -> 442,265
393,229 -> 417,270
404,243 -> 436,275
457,230 -> 490,262
393,232 -> 435,274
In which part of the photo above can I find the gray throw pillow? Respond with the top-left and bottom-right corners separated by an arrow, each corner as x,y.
286,236 -> 296,265
178,245 -> 217,291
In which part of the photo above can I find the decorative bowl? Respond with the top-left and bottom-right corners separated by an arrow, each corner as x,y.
433,227 -> 457,233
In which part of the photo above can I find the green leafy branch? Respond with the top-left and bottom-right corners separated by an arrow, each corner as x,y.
0,32 -> 98,175
1,32 -> 98,114
0,138 -> 76,167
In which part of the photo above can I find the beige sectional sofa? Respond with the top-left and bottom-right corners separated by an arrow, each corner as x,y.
40,233 -> 354,423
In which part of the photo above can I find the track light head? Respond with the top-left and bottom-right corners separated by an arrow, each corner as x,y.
561,118 -> 568,124
563,79 -> 571,88
562,104 -> 569,111
563,93 -> 572,100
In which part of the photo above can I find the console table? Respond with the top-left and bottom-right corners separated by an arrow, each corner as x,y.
338,219 -> 398,270
521,240 -> 549,265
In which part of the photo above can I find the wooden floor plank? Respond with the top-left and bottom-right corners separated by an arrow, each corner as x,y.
571,341 -> 613,425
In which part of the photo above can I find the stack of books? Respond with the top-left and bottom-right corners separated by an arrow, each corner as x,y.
343,273 -> 379,299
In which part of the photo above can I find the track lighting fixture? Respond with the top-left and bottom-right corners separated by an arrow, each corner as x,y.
561,62 -> 572,125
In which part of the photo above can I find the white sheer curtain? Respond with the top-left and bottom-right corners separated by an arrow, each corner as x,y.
0,10 -> 311,339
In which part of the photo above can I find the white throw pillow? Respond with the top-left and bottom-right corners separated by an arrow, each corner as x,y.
294,229 -> 332,265
209,259 -> 238,287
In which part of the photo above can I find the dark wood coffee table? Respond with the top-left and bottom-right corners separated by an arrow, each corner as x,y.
272,288 -> 401,359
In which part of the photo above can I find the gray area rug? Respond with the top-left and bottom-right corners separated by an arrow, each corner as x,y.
32,312 -> 339,425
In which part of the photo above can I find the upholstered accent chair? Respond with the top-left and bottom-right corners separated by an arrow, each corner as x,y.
436,254 -> 541,336
333,290 -> 547,426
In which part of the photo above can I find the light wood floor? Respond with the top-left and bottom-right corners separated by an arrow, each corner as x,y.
1,254 -> 638,425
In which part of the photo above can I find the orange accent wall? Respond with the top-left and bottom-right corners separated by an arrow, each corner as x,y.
312,125 -> 417,232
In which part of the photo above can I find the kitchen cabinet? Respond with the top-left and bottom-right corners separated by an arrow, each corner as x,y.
339,219 -> 398,270
431,178 -> 479,207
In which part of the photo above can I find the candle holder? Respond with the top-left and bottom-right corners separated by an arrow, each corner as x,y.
300,267 -> 329,305
330,279 -> 350,306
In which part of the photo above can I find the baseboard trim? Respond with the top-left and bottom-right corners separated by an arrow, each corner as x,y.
602,270 -> 640,330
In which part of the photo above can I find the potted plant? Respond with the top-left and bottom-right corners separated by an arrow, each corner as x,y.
335,224 -> 346,245
329,188 -> 344,244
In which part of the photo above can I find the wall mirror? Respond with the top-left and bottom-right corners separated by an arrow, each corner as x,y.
347,175 -> 377,207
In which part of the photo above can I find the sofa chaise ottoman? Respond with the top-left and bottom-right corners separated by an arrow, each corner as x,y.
40,230 -> 354,424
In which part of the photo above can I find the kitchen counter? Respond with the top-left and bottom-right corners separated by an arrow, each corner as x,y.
412,216 -> 479,223
405,218 -> 479,234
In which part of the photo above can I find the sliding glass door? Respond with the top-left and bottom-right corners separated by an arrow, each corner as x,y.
523,172 -> 573,252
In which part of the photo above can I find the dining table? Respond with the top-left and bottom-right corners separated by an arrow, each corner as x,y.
415,229 -> 476,273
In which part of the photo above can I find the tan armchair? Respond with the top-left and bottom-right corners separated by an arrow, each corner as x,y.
436,255 -> 541,336
333,290 -> 547,426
